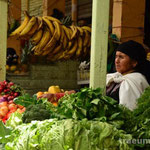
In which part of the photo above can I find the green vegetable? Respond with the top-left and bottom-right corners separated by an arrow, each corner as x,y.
4,119 -> 133,150
22,103 -> 51,123
13,93 -> 47,107
53,87 -> 118,120
0,121 -> 11,144
6,111 -> 23,129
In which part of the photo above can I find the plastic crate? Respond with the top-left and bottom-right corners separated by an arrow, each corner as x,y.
77,70 -> 90,85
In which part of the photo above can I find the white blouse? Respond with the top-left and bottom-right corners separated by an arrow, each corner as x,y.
106,72 -> 149,110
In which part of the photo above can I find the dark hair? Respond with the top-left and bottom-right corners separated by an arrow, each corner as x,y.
116,40 -> 150,84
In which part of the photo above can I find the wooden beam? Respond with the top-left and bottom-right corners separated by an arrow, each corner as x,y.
0,0 -> 7,81
112,0 -> 145,43
26,0 -> 29,12
72,0 -> 77,25
90,0 -> 110,90
43,0 -> 65,16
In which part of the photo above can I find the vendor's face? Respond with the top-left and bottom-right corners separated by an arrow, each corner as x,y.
115,51 -> 137,74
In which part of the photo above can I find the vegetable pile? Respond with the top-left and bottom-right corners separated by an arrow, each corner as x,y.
0,81 -> 25,123
22,103 -> 50,123
2,119 -> 133,150
1,86 -> 150,149
0,80 -> 24,101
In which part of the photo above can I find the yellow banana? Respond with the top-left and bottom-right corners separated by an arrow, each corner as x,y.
83,30 -> 91,47
20,16 -> 37,37
81,26 -> 91,33
51,50 -> 64,61
41,48 -> 52,56
42,30 -> 57,53
83,46 -> 90,58
44,16 -> 62,24
33,27 -> 51,55
76,36 -> 83,58
62,25 -> 72,40
9,11 -> 30,36
37,16 -> 43,30
52,43 -> 63,55
57,41 -> 73,60
60,28 -> 68,49
42,16 -> 55,35
64,39 -> 78,59
87,34 -> 91,48
26,19 -> 38,37
77,26 -> 84,36
31,29 -> 43,45
70,25 -> 78,40
53,21 -> 62,41
67,41 -> 73,50
42,35 -> 62,56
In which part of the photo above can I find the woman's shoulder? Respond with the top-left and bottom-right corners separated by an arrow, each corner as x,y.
107,72 -> 122,77
124,72 -> 147,80
122,72 -> 149,88
106,72 -> 123,85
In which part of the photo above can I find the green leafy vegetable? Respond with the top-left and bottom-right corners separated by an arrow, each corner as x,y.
4,119 -> 133,150
0,121 -> 12,144
22,103 -> 51,123
6,111 -> 23,129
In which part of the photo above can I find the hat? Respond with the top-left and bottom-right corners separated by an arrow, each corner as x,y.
116,40 -> 150,84
116,40 -> 146,62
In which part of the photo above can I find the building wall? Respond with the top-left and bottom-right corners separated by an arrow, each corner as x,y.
7,60 -> 80,95
65,0 -> 113,25
112,0 -> 145,44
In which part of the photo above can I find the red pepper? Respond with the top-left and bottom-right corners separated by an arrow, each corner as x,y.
55,93 -> 65,100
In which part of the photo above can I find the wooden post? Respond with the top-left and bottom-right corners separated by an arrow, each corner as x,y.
43,0 -> 65,16
26,0 -> 29,12
72,0 -> 77,25
90,0 -> 110,90
43,0 -> 48,16
0,0 -> 7,81
112,0 -> 145,43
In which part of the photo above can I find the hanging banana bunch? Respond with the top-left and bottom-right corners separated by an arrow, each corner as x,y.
9,11 -> 91,61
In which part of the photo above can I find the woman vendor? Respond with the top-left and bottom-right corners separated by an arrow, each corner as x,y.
106,40 -> 150,110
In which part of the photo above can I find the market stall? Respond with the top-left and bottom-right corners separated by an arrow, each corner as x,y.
0,0 -> 150,150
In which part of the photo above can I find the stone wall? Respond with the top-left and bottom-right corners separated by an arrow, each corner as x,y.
7,60 -> 80,95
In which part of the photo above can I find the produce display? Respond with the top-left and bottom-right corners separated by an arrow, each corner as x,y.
0,81 -> 25,123
36,85 -> 75,106
0,85 -> 150,149
2,119 -> 132,150
9,11 -> 91,61
22,103 -> 50,123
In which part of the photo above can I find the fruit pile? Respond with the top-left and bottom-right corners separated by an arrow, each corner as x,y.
36,85 -> 75,106
9,11 -> 91,61
0,80 -> 25,123
0,80 -> 23,100
0,101 -> 25,123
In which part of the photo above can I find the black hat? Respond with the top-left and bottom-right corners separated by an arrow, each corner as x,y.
116,40 -> 146,62
117,40 -> 150,84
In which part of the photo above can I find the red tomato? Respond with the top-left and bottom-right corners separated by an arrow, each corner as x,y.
6,111 -> 13,119
0,106 -> 8,114
8,103 -> 17,110
0,109 -> 7,117
0,101 -> 8,107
